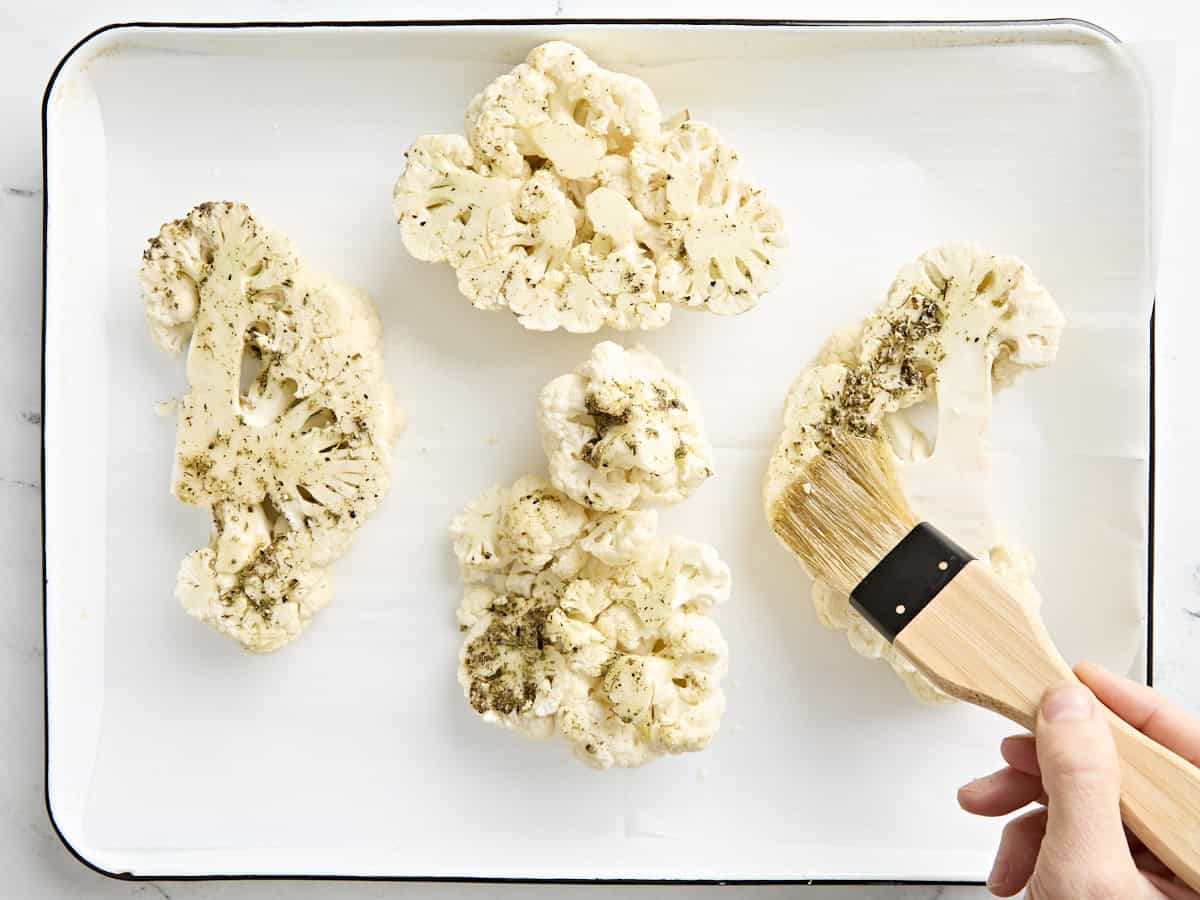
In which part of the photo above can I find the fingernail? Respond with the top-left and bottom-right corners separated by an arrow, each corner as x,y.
987,859 -> 1010,891
1043,683 -> 1093,722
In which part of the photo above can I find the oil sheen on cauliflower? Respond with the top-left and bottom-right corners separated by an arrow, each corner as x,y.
141,201 -> 403,652
393,41 -> 784,333
451,474 -> 730,768
538,342 -> 714,512
763,242 -> 1064,703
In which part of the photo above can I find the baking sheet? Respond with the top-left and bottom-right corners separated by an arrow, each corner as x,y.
43,21 -> 1154,881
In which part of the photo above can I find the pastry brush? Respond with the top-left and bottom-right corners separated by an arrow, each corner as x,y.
769,435 -> 1200,891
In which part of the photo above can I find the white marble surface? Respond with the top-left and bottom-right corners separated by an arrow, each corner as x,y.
5,1 -> 1198,897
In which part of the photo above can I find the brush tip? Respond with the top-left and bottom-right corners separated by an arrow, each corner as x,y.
770,436 -> 918,596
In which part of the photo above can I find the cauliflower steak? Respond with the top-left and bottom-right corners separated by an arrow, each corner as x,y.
450,341 -> 727,767
141,201 -> 402,652
763,242 -> 1064,702
452,475 -> 730,768
394,41 -> 785,332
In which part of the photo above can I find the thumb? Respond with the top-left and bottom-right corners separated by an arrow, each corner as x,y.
1028,682 -> 1139,898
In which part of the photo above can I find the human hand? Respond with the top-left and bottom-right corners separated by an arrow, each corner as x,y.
957,662 -> 1200,898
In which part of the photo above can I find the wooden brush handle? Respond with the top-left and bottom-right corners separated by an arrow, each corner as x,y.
895,560 -> 1200,892
1106,711 -> 1200,892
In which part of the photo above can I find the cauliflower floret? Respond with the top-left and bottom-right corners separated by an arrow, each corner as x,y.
539,342 -> 715,511
560,608 -> 727,766
988,267 -> 1066,388
392,134 -> 528,308
498,474 -> 591,572
632,119 -> 785,315
764,242 -> 1063,702
451,475 -> 589,588
505,187 -> 674,332
577,507 -> 657,565
394,42 -> 783,333
452,477 -> 730,768
528,571 -> 726,767
140,202 -> 402,652
556,697 -> 645,768
457,583 -> 497,631
639,612 -> 729,752
466,41 -> 662,180
457,586 -> 571,738
449,483 -> 508,577
177,511 -> 334,654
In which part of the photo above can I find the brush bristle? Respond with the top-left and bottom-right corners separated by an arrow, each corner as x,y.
770,436 -> 919,596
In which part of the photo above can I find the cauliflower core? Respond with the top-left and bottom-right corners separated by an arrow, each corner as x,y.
141,202 -> 402,652
452,475 -> 730,768
763,242 -> 1064,702
539,342 -> 715,511
394,41 -> 784,332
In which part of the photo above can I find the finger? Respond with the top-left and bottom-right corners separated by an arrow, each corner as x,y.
1143,871 -> 1200,900
1000,734 -> 1040,775
958,767 -> 1045,817
1076,661 -> 1200,766
990,764 -> 1144,848
987,808 -> 1046,897
1031,683 -> 1141,896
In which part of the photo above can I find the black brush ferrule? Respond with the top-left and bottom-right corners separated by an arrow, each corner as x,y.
849,522 -> 974,643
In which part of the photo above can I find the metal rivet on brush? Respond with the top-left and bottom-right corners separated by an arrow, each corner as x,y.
937,561 -> 949,571
895,604 -> 906,615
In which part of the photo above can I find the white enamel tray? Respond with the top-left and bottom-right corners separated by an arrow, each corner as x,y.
43,19 -> 1154,884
